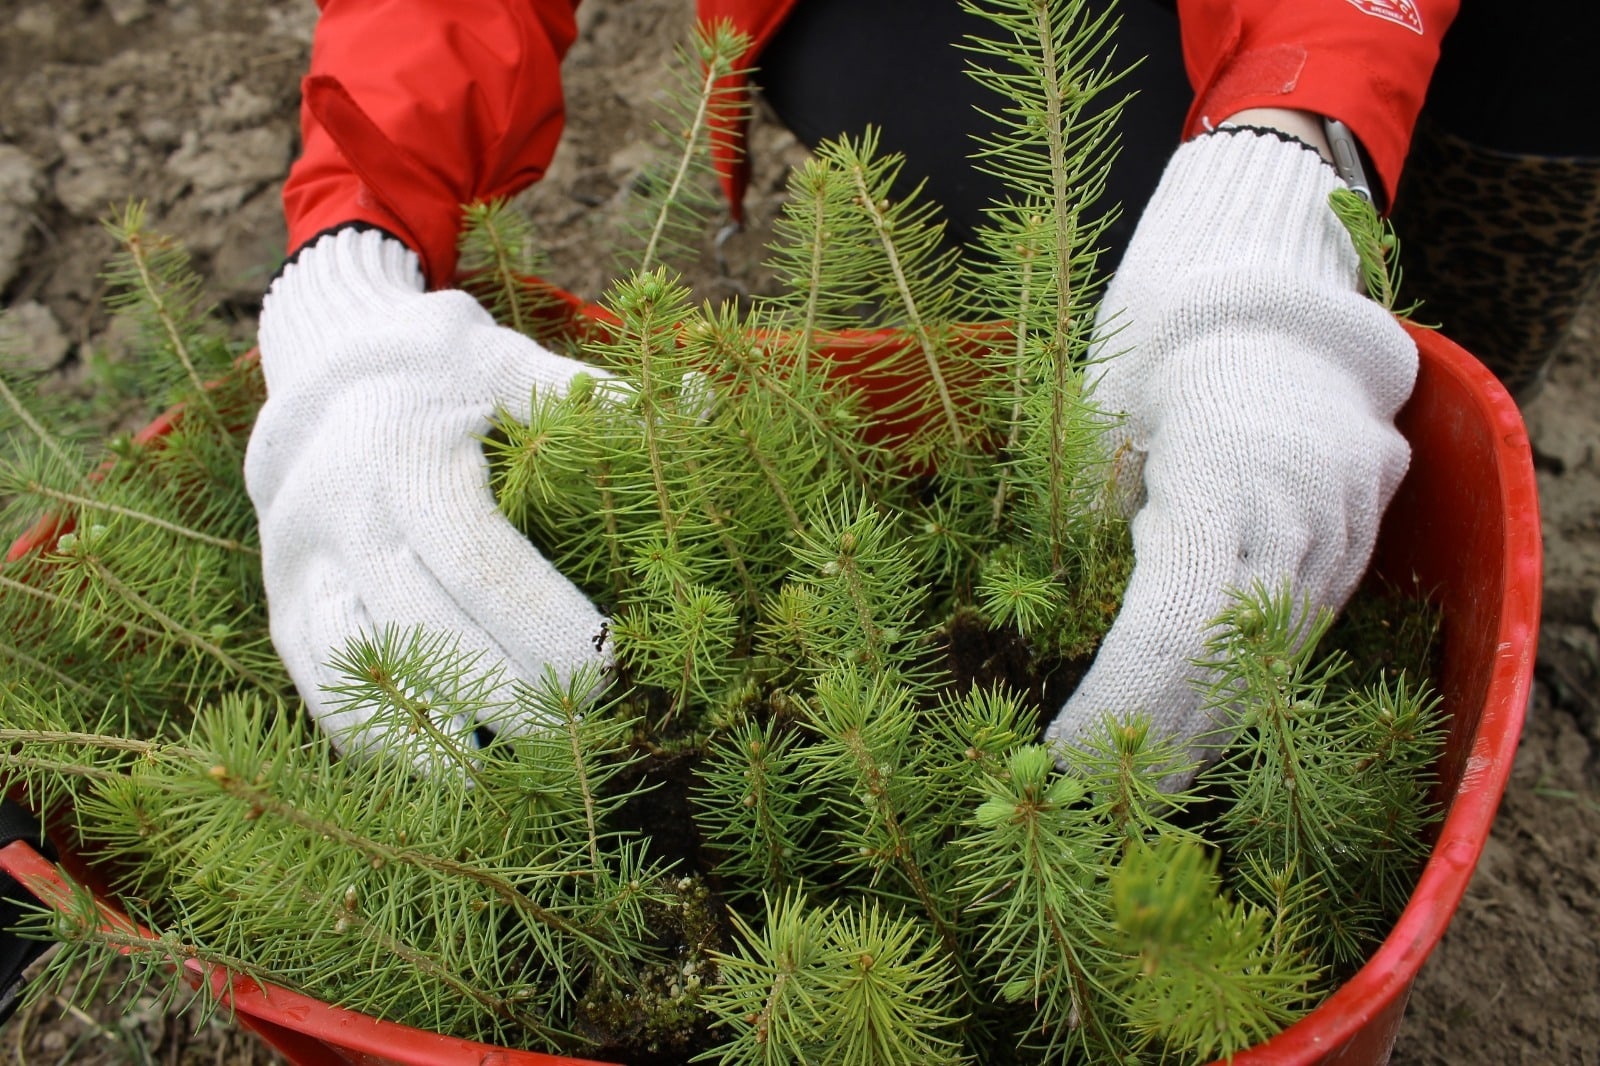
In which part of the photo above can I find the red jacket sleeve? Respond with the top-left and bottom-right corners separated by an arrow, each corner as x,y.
1176,0 -> 1459,207
281,0 -> 580,288
697,0 -> 801,223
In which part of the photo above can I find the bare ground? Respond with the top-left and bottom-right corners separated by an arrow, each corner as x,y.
0,1 -> 1595,1063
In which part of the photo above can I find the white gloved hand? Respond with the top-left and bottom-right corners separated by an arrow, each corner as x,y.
246,227 -> 610,756
1044,128 -> 1418,777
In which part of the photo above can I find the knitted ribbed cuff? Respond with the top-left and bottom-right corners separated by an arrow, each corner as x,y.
1134,127 -> 1358,291
261,228 -> 427,370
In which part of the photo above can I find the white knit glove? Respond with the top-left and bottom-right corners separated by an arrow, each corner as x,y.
246,228 -> 611,756
1044,128 -> 1418,776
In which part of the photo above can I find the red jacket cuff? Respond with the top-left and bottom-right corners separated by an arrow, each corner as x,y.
280,0 -> 580,290
1177,0 -> 1459,209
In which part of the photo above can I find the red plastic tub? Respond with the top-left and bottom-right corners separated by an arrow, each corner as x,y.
0,322 -> 1540,1066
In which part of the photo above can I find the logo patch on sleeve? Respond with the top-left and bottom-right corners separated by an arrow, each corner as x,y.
1341,0 -> 1424,34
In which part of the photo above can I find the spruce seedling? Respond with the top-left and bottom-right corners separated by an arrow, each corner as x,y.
1195,585 -> 1445,972
954,744 -> 1126,1059
627,20 -> 752,276
693,718 -> 829,902
459,197 -> 570,347
698,891 -> 968,1066
100,202 -> 243,439
1107,837 -> 1320,1062
1328,187 -> 1433,325
0,208 -> 279,741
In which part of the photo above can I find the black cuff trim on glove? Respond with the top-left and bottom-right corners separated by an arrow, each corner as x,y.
1198,124 -> 1337,173
268,221 -> 413,290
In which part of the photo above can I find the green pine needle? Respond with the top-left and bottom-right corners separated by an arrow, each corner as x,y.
1328,187 -> 1435,325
